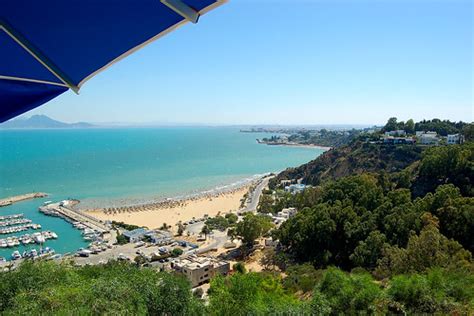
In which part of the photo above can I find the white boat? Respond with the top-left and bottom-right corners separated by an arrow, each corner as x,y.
77,248 -> 92,257
11,250 -> 21,260
0,257 -> 6,263
50,232 -> 58,239
32,233 -> 46,244
21,236 -> 32,245
82,228 -> 95,236
0,240 -> 7,248
29,249 -> 38,257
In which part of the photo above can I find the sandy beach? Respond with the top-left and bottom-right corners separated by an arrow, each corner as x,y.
84,186 -> 249,229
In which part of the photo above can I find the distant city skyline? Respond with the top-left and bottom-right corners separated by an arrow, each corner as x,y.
23,0 -> 472,125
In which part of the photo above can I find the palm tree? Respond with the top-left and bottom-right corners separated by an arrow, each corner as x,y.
201,225 -> 211,240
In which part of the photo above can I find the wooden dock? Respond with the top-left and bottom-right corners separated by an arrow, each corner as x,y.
0,192 -> 48,207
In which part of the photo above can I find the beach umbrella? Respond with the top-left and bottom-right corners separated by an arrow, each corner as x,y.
0,0 -> 226,123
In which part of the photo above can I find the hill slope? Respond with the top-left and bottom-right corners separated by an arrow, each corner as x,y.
0,115 -> 94,129
271,140 -> 423,188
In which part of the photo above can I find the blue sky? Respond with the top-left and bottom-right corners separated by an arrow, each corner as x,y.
28,0 -> 472,125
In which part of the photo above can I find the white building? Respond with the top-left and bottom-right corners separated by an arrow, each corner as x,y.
171,255 -> 230,287
419,131 -> 439,145
122,228 -> 148,243
447,134 -> 463,145
277,207 -> 297,219
145,230 -> 173,245
284,184 -> 307,194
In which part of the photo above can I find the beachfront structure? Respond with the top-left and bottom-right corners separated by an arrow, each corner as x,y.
418,131 -> 439,145
123,228 -> 148,243
447,134 -> 463,145
171,255 -> 230,287
284,184 -> 307,194
145,230 -> 173,245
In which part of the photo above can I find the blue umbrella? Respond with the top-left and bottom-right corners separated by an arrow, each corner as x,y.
0,0 -> 225,122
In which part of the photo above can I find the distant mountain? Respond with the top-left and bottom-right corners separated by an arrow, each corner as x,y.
0,115 -> 94,129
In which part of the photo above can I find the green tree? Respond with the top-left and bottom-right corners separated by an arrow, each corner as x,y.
405,118 -> 415,134
232,262 -> 246,274
257,193 -> 275,213
176,221 -> 185,236
207,272 -> 307,315
225,213 -> 238,225
383,117 -> 398,132
235,213 -> 273,246
116,233 -> 128,245
376,214 -> 472,278
171,248 -> 184,257
315,267 -> 383,314
350,230 -> 388,269
201,225 -> 211,239
283,263 -> 323,293
462,123 -> 474,141
387,268 -> 474,314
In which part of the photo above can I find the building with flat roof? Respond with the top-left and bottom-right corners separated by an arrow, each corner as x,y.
277,207 -> 297,219
284,184 -> 307,194
171,255 -> 230,287
145,230 -> 173,245
122,228 -> 148,243
447,134 -> 463,145
419,131 -> 439,145
385,130 -> 406,137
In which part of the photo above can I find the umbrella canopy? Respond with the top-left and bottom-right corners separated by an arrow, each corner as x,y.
0,0 -> 225,122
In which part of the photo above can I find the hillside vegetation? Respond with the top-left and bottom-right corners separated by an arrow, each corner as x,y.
271,141 -> 423,189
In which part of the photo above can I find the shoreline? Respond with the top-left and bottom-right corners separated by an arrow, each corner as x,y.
77,173 -> 269,210
82,176 -> 268,229
258,141 -> 332,150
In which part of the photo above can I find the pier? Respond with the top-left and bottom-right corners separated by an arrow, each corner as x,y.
0,192 -> 48,207
40,201 -> 109,234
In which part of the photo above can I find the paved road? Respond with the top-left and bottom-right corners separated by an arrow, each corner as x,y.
186,221 -> 205,235
243,176 -> 272,212
195,231 -> 228,254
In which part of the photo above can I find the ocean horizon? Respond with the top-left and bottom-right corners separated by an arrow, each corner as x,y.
0,127 -> 324,205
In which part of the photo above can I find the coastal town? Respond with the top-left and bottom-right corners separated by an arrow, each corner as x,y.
0,175 -> 292,292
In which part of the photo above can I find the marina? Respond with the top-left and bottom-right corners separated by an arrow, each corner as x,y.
0,213 -> 24,221
0,218 -> 32,228
0,198 -> 88,261
0,223 -> 41,235
0,231 -> 58,248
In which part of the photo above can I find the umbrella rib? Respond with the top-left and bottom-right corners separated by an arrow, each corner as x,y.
0,75 -> 69,88
161,0 -> 200,24
0,23 -> 79,94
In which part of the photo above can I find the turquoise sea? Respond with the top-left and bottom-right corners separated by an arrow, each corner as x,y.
0,127 -> 324,259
